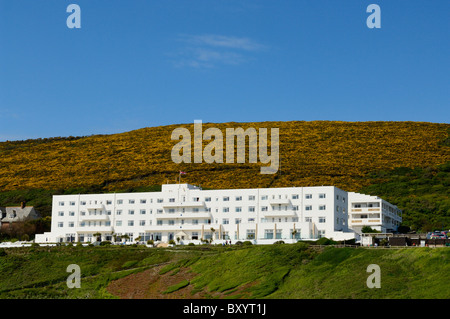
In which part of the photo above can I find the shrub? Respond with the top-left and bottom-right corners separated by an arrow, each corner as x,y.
273,240 -> 285,244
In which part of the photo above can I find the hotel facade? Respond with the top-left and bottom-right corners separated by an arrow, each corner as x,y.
35,183 -> 401,244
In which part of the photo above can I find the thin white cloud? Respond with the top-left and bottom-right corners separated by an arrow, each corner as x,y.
172,34 -> 267,68
179,34 -> 266,51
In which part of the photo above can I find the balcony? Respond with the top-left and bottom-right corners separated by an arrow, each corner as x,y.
145,223 -> 220,232
156,212 -> 212,219
80,213 -> 110,221
86,203 -> 105,210
350,218 -> 381,225
162,201 -> 205,208
262,210 -> 297,217
269,198 -> 291,205
76,226 -> 113,233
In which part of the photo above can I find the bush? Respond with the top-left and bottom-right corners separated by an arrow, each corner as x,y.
0,248 -> 6,257
362,226 -> 380,233
147,240 -> 154,245
100,241 -> 111,246
188,243 -> 195,246
273,240 -> 285,244
234,241 -> 243,245
168,239 -> 176,245
243,241 -> 253,246
315,237 -> 337,245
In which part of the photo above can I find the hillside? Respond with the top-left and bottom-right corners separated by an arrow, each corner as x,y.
0,244 -> 448,299
0,121 -> 449,232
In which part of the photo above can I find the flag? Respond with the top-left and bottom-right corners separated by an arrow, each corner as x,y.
179,171 -> 186,175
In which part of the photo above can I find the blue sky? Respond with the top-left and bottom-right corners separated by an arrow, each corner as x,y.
0,0 -> 449,141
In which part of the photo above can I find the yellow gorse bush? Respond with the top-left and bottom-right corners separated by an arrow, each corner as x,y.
0,121 -> 448,193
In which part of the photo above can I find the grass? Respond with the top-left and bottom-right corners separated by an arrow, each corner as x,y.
0,243 -> 448,299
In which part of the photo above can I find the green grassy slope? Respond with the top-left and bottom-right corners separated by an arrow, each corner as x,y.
0,244 -> 448,299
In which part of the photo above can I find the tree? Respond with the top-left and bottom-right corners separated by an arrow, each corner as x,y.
361,226 -> 380,234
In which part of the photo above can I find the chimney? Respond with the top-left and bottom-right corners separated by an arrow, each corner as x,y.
21,201 -> 26,209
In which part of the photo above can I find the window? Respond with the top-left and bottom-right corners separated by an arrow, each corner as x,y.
246,229 -> 255,239
293,206 -> 299,211
319,205 -> 326,211
157,199 -> 163,203
305,217 -> 312,222
192,232 -> 199,240
235,207 -> 242,213
106,200 -> 112,205
68,222 -> 74,227
69,211 -> 75,216
157,220 -> 163,226
249,206 -> 255,212
205,197 -> 211,202
58,222 -> 63,228
248,218 -> 255,223
139,220 -> 145,226
276,230 -> 282,239
168,208 -> 175,213
128,221 -> 134,226
116,209 -> 122,215
70,201 -> 76,206
193,208 -> 199,213
305,194 -> 312,199
168,220 -> 175,225
140,209 -> 146,215
235,218 -> 241,224
80,201 -> 86,205
264,230 -> 274,239
129,199 -> 135,204
292,194 -> 299,200
223,196 -> 230,201
59,201 -> 64,206
261,195 -> 268,200
117,200 -> 123,205
235,196 -> 242,201
128,210 -> 135,215
192,219 -> 199,225
261,206 -> 268,212
140,199 -> 146,204
157,209 -> 163,214
319,217 -> 326,223
169,198 -> 175,202
222,218 -> 229,224
248,195 -> 255,201
58,211 -> 64,217
223,207 -> 229,213
319,193 -> 326,199
305,205 -> 312,211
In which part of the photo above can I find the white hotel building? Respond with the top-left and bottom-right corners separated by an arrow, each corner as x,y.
35,183 -> 401,244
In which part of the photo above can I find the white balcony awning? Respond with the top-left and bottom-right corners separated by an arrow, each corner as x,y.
162,201 -> 205,208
